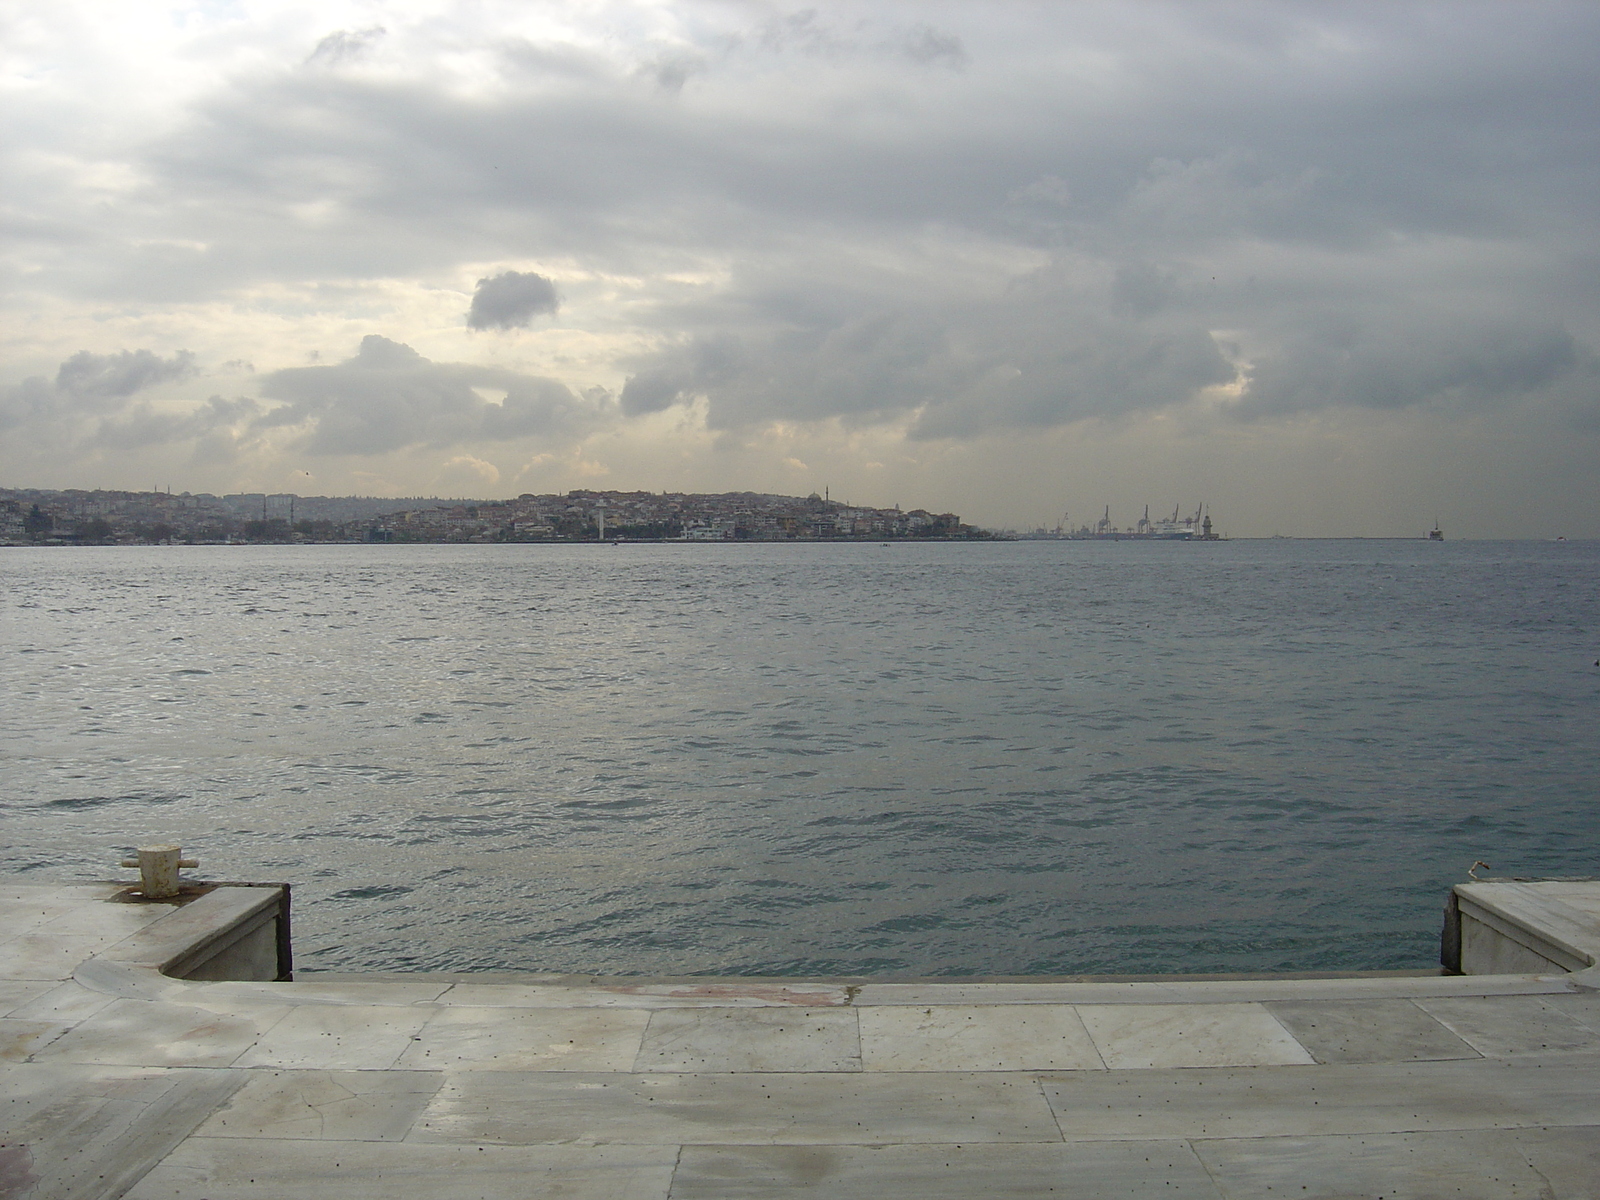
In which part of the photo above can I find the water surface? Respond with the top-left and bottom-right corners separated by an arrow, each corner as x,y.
3,539 -> 1595,976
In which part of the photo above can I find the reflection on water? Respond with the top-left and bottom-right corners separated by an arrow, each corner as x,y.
2,539 -> 1596,976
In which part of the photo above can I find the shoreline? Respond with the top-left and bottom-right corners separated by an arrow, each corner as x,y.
4,534 -> 1595,547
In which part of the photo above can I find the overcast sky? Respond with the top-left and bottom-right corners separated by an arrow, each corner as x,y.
3,1 -> 1597,534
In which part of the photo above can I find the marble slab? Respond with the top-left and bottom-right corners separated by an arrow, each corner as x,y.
1531,880 -> 1600,921
27,896 -> 175,939
854,983 -> 1159,1007
233,1004 -> 432,1070
634,1008 -> 861,1072
0,883 -> 122,903
1417,995 -> 1600,1056
1263,999 -> 1479,1063
72,955 -> 185,1003
436,981 -> 854,1009
601,981 -> 854,1007
0,1017 -> 71,1061
1541,991 -> 1600,1032
396,1005 -> 650,1071
425,983 -> 642,1009
851,974 -> 1575,1007
0,933 -> 127,980
193,1069 -> 443,1141
0,1061 -> 243,1200
0,887 -> 121,937
1512,1124 -> 1600,1195
124,1137 -> 678,1200
1116,974 -> 1578,1001
193,979 -> 455,1008
0,893 -> 78,934
1075,1003 -> 1314,1069
859,1005 -> 1104,1072
0,979 -> 55,1015
6,979 -> 119,1023
669,1141 -> 1224,1199
1191,1128 -> 1556,1198
411,1070 -> 1063,1145
1042,1053 -> 1600,1140
33,998 -> 289,1068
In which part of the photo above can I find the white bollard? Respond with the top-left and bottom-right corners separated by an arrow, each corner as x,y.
119,844 -> 199,899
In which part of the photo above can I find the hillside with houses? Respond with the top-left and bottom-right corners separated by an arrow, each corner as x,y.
0,488 -> 984,545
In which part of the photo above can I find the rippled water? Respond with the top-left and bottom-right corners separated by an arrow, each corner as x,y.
3,539 -> 1596,976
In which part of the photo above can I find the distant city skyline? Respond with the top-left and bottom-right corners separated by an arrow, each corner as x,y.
3,2 -> 1597,538
0,485 -> 979,544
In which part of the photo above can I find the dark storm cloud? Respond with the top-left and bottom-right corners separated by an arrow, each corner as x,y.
258,335 -> 592,455
466,271 -> 559,331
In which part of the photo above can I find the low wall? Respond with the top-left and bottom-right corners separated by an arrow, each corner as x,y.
98,883 -> 291,984
1443,880 -> 1600,985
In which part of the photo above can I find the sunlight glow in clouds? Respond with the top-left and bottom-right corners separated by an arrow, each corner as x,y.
3,1 -> 1598,534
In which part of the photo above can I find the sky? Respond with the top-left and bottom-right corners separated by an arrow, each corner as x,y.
3,1 -> 1598,536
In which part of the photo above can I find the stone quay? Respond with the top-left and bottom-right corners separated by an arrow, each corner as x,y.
3,874 -> 1598,1198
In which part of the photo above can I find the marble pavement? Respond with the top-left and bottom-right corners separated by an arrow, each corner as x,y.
3,881 -> 1599,1199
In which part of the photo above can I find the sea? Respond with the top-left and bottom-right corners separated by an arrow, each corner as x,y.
3,538 -> 1596,978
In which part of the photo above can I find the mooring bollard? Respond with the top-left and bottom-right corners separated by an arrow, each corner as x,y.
119,844 -> 199,899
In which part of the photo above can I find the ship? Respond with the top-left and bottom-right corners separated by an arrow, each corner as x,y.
1142,504 -> 1203,540
1428,523 -> 1444,541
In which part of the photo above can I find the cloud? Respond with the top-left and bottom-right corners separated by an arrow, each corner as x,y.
308,27 -> 386,66
0,345 -> 264,490
90,394 -> 261,450
466,271 -> 560,331
258,334 -> 593,455
642,51 -> 708,94
619,255 -> 1237,437
1240,317 -> 1588,417
899,25 -> 967,68
0,378 -> 52,432
55,350 -> 197,410
0,338 -> 596,489
434,454 -> 501,492
1,349 -> 198,430
4,3 -> 1600,530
